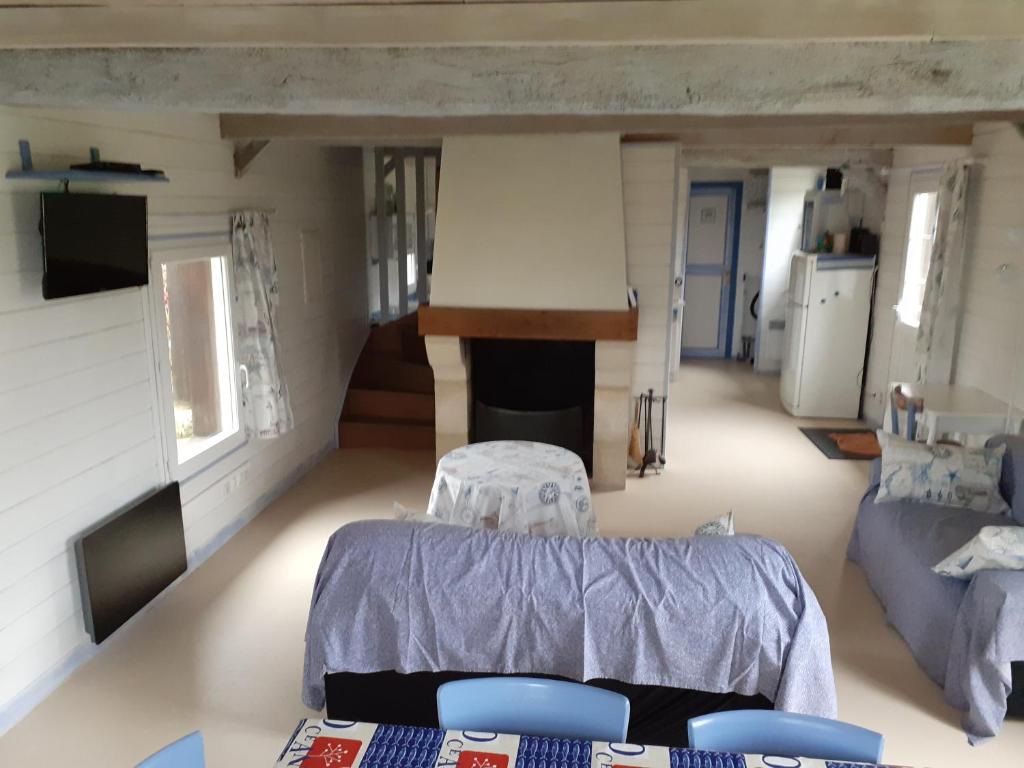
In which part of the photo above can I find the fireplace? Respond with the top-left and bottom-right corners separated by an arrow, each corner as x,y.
471,339 -> 595,474
423,326 -> 634,491
421,133 -> 636,491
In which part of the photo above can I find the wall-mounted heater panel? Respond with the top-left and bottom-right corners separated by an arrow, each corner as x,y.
75,482 -> 186,644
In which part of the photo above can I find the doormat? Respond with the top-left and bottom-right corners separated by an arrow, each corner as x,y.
799,427 -> 881,460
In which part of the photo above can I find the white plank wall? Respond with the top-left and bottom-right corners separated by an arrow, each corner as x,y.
0,107 -> 367,724
861,163 -> 913,424
860,141 -> 1007,425
955,123 -> 1024,415
756,167 -> 821,373
621,143 -> 680,444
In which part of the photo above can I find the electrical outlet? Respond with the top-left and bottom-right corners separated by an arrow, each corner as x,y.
223,466 -> 251,497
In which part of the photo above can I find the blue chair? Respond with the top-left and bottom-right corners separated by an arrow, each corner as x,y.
687,711 -> 883,764
135,731 -> 205,768
437,676 -> 629,742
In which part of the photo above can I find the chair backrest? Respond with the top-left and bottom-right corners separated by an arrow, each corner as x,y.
135,731 -> 205,768
687,710 -> 883,764
889,385 -> 922,441
437,676 -> 629,742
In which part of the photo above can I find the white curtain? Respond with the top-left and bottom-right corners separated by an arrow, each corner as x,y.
914,162 -> 970,384
231,211 -> 294,439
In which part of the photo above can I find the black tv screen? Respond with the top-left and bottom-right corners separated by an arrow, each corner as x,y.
75,483 -> 186,644
40,192 -> 149,300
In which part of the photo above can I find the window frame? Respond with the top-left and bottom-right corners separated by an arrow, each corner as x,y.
147,241 -> 246,481
895,170 -> 941,329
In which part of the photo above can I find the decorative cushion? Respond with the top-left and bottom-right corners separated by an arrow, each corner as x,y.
875,431 -> 1009,514
393,503 -> 459,526
694,510 -> 735,536
933,525 -> 1024,579
868,457 -> 883,489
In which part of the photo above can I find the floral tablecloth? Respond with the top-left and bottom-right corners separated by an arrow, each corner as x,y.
426,441 -> 597,537
275,719 -> 900,768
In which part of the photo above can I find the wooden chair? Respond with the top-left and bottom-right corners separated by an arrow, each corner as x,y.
890,385 -> 925,441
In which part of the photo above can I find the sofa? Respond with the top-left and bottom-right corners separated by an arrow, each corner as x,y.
848,434 -> 1024,743
304,520 -> 837,747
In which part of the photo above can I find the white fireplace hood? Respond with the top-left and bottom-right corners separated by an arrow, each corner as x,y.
430,133 -> 629,312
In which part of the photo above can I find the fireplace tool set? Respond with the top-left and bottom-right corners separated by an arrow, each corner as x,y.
630,389 -> 666,478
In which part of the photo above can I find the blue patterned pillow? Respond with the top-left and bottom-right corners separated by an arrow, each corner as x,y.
875,431 -> 1009,514
933,526 -> 1024,579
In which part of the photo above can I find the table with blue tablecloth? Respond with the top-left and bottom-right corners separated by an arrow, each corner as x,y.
274,719 -> 902,768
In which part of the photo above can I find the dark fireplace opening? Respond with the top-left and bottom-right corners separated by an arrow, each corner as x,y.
470,339 -> 595,475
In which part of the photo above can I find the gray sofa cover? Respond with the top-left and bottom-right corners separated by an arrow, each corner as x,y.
303,520 -> 837,721
848,435 -> 1024,742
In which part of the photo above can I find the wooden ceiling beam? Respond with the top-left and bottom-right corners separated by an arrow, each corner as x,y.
2,2 -> 1024,48
218,114 -> 980,146
676,148 -> 895,169
4,42 -> 1023,118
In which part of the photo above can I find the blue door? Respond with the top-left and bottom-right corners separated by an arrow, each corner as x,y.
681,183 -> 742,358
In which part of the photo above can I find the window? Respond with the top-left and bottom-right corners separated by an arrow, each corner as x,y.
149,243 -> 244,478
896,186 -> 939,328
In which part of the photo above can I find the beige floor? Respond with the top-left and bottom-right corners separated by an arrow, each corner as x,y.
1,360 -> 1020,766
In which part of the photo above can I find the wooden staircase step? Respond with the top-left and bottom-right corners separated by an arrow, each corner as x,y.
401,332 -> 430,365
338,419 -> 435,450
363,324 -> 404,357
351,354 -> 434,394
343,389 -> 435,423
338,313 -> 435,448
363,325 -> 429,365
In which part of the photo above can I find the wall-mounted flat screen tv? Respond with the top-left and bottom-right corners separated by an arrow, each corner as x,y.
40,192 -> 149,300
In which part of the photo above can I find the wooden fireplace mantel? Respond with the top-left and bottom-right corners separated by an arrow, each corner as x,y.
418,304 -> 638,342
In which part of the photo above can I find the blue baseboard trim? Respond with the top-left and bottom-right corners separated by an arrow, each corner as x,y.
682,348 -> 726,359
0,644 -> 97,738
186,440 -> 333,570
0,438 -> 335,738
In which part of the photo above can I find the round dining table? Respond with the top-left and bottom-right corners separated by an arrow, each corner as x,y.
425,440 -> 597,537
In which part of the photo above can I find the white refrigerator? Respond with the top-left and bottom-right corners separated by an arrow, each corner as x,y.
780,252 -> 876,418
